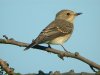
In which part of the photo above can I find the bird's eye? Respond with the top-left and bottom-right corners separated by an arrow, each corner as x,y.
67,13 -> 70,16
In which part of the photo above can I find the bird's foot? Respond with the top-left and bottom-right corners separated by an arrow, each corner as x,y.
48,44 -> 52,48
60,45 -> 69,52
47,44 -> 52,53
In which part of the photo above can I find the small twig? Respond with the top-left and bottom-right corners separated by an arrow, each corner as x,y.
58,54 -> 64,60
3,35 -> 8,40
89,65 -> 97,72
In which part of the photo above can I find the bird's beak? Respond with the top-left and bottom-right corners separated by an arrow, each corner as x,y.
75,13 -> 82,16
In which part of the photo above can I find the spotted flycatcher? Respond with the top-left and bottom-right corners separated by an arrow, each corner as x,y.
24,9 -> 82,51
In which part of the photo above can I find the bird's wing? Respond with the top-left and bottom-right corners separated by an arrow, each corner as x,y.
34,19 -> 73,44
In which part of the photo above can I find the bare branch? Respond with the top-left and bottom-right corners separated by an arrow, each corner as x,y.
0,59 -> 14,75
0,36 -> 100,72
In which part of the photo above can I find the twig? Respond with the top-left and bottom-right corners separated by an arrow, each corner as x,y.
3,35 -> 8,40
89,65 -> 97,72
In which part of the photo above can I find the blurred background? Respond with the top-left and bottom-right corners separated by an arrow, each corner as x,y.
0,0 -> 100,74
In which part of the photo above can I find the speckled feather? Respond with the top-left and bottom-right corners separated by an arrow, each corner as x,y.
34,19 -> 73,44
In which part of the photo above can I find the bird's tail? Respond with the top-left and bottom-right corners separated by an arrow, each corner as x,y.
24,41 -> 36,50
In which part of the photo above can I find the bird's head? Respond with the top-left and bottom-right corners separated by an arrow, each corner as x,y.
56,9 -> 82,23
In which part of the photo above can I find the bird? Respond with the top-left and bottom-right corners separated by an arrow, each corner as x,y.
24,9 -> 82,52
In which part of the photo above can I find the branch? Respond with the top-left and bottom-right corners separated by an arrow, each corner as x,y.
0,59 -> 14,75
0,35 -> 100,71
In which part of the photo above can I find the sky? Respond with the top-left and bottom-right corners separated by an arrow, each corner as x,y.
0,0 -> 100,74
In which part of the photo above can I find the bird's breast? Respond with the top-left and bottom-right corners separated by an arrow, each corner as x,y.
46,34 -> 71,45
